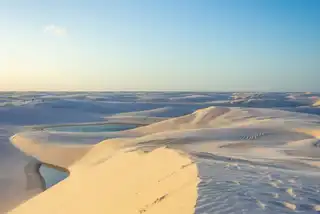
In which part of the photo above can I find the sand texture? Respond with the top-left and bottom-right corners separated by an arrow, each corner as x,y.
9,142 -> 198,214
6,104 -> 320,214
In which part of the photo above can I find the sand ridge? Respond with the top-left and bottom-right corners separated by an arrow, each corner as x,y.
10,134 -> 91,169
9,147 -> 199,214
127,107 -> 231,134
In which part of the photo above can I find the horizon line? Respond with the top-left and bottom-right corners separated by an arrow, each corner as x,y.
0,90 -> 318,93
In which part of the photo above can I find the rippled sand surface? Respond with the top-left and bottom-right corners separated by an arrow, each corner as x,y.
195,159 -> 319,214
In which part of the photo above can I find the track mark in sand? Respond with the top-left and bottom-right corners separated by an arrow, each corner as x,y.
157,171 -> 176,183
240,132 -> 266,140
157,161 -> 195,183
152,194 -> 168,205
181,162 -> 194,169
139,194 -> 168,213
139,208 -> 146,213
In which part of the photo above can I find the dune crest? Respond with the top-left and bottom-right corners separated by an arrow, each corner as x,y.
9,145 -> 199,214
129,106 -> 231,134
10,134 -> 91,169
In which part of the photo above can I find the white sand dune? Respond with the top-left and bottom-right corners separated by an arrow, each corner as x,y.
127,107 -> 231,134
9,139 -> 198,214
10,135 -> 91,169
7,105 -> 320,213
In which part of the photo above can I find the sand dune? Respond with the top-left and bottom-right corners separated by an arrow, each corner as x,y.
7,105 -> 320,213
9,146 -> 198,214
129,107 -> 231,134
10,134 -> 91,169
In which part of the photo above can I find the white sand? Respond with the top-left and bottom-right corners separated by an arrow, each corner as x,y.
8,106 -> 320,213
11,134 -> 91,169
9,136 -> 198,214
128,106 -> 231,134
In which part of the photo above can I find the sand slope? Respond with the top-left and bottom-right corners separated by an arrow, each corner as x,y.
9,145 -> 198,214
11,134 -> 91,169
129,107 -> 231,134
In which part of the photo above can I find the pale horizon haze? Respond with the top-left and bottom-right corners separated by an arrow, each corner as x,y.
0,1 -> 319,92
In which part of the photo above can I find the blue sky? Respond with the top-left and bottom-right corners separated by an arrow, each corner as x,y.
0,0 -> 319,91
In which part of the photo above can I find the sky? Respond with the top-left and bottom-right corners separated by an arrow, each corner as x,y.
0,0 -> 319,92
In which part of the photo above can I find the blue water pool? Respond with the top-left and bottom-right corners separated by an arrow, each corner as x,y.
39,165 -> 68,189
48,123 -> 138,132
